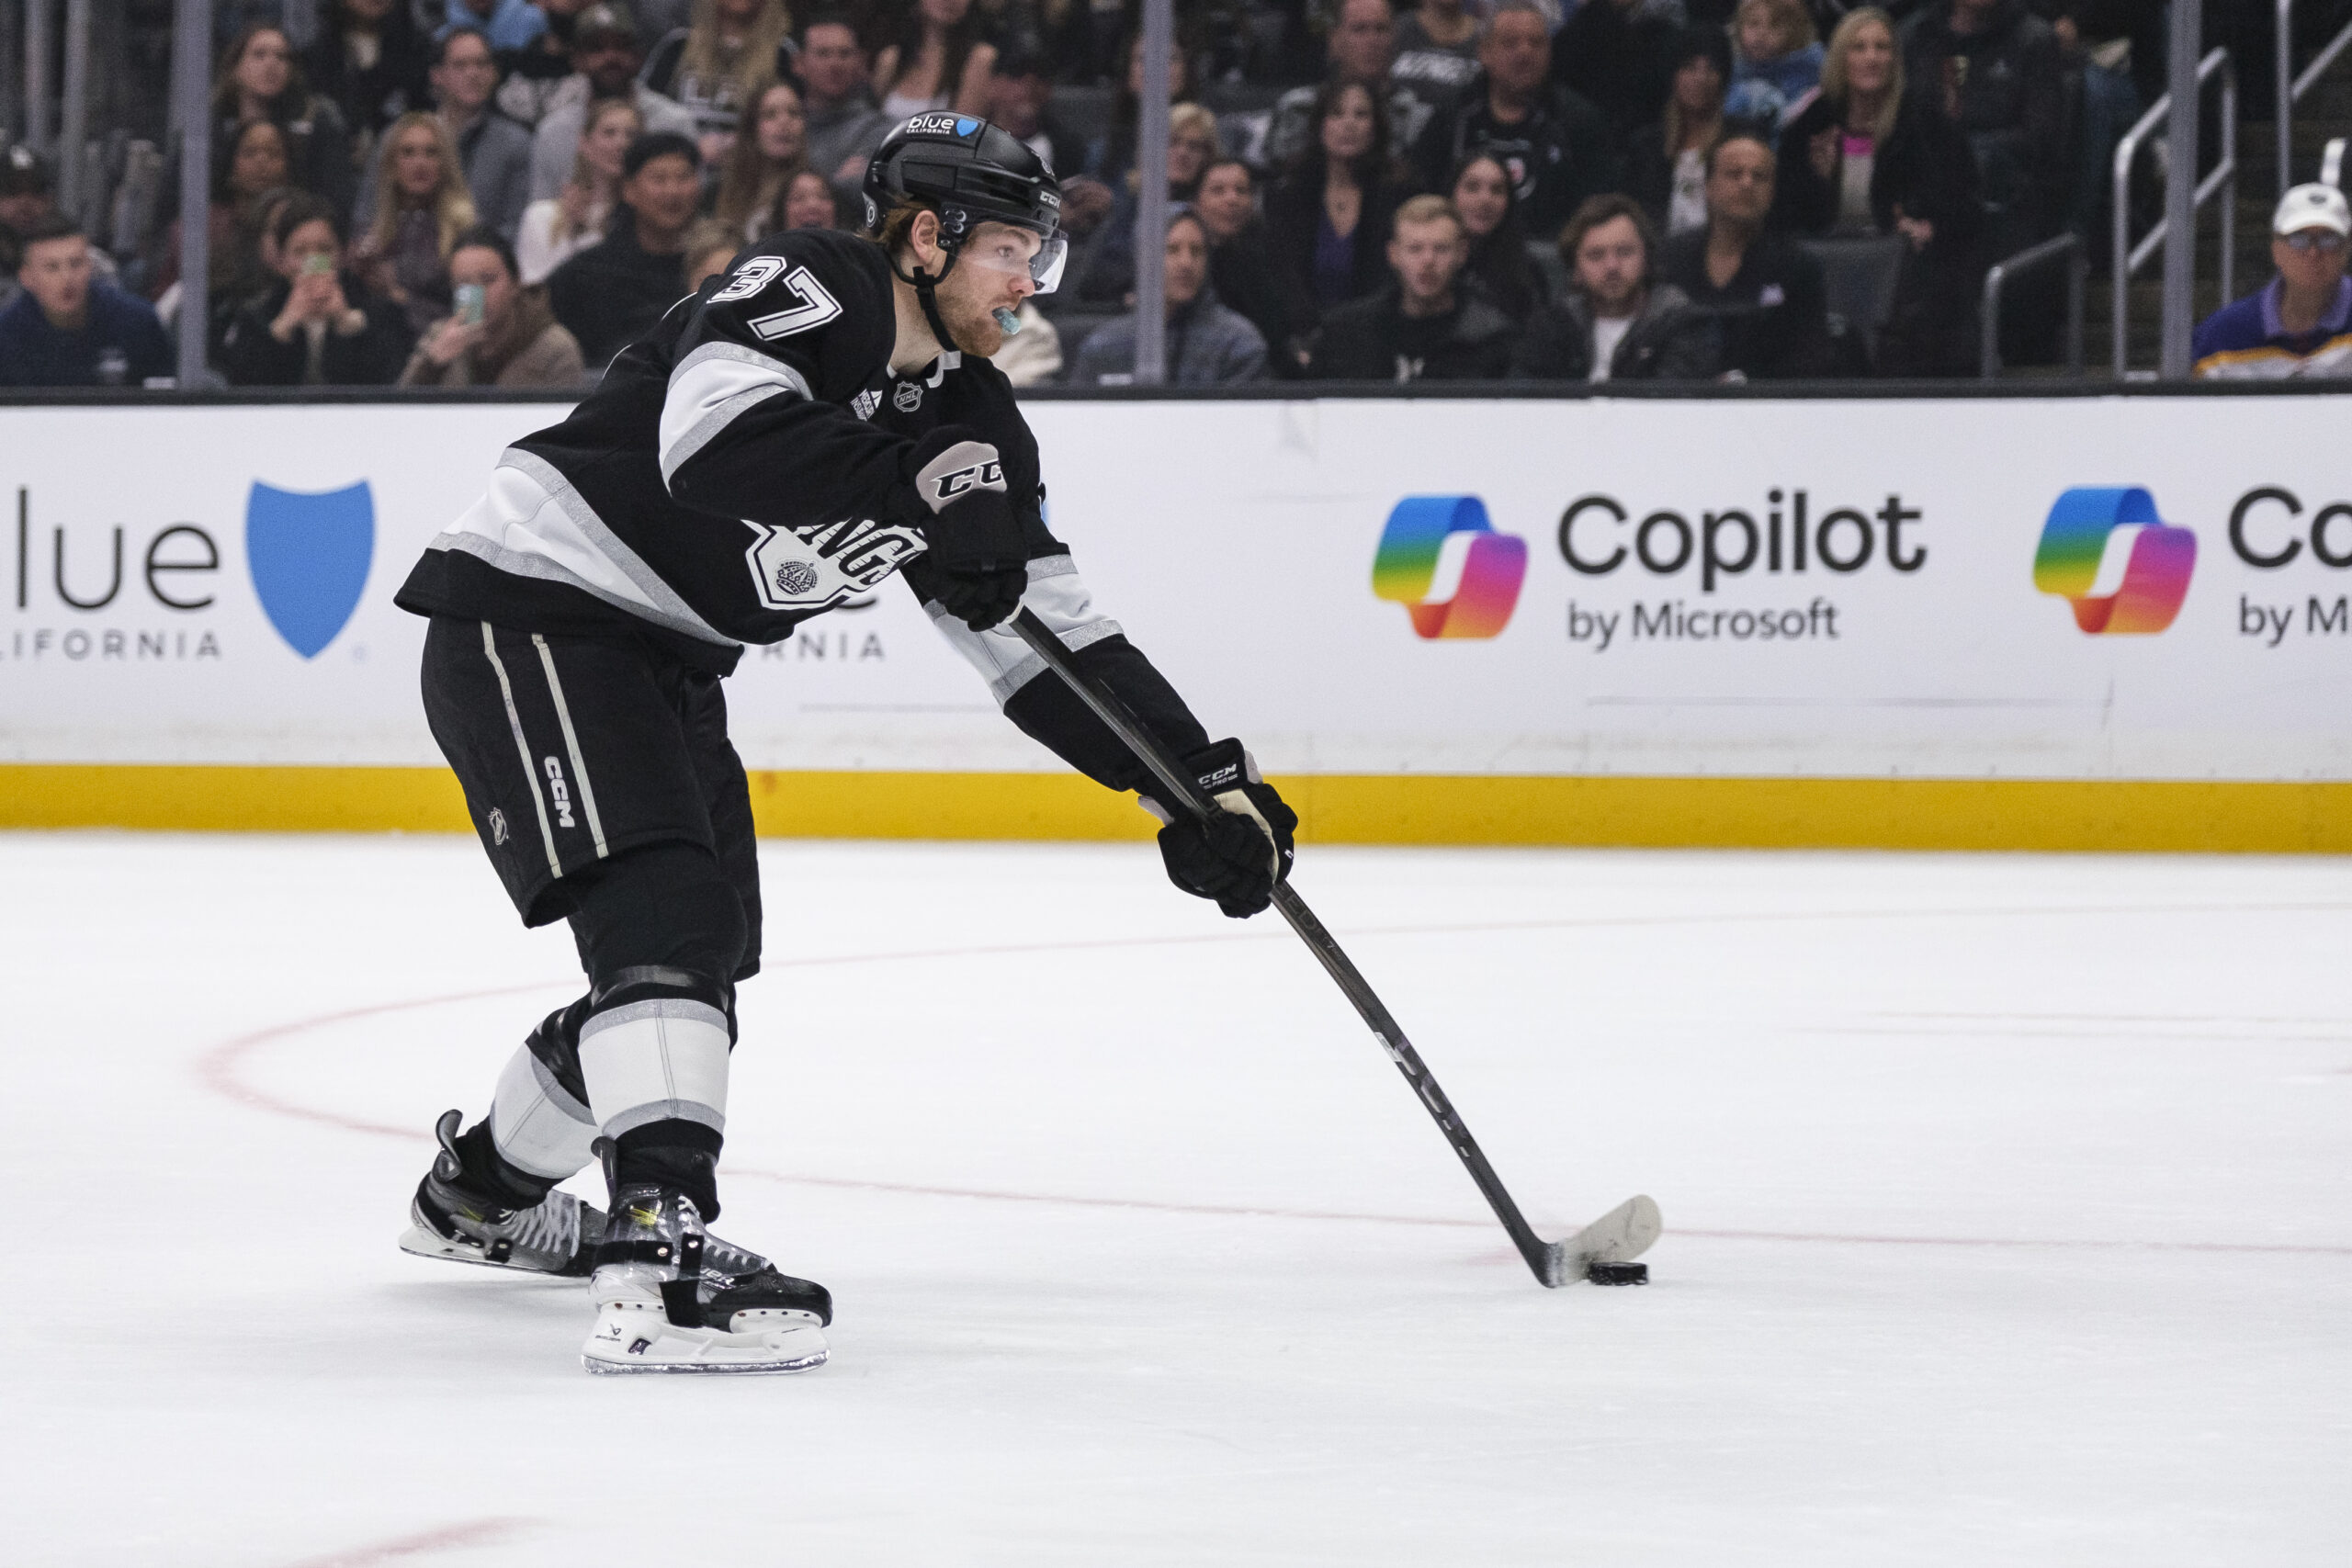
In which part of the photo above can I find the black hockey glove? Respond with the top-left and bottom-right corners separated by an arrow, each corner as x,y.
905,425 -> 1029,631
1143,739 -> 1297,919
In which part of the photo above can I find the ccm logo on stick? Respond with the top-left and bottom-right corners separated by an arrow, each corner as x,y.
1559,491 -> 1926,592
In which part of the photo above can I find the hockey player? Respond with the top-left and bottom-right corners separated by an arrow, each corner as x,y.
390,117 -> 1298,1374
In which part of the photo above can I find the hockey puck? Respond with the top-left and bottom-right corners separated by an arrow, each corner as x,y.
1588,1261 -> 1648,1286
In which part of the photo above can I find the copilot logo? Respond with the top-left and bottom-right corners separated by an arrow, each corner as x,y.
1372,495 -> 1528,639
2032,486 -> 2197,635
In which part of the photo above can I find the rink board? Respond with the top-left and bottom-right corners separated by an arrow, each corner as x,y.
0,395 -> 2346,848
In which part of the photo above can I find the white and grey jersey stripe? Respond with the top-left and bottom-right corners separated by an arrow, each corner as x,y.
426,449 -> 741,650
658,340 -> 814,484
924,554 -> 1124,705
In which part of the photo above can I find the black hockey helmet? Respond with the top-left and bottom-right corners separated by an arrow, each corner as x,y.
862,113 -> 1068,296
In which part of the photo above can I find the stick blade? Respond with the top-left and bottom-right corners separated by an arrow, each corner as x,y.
1541,1194 -> 1664,1287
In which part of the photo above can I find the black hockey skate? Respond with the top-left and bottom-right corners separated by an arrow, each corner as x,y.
582,1179 -> 831,1375
400,1110 -> 605,1276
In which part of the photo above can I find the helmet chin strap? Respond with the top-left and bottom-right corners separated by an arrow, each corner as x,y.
892,246 -> 967,366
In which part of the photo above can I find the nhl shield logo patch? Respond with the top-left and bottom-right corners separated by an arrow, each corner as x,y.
245,479 -> 374,658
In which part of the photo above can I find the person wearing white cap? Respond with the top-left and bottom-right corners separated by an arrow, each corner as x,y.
2192,181 -> 2352,378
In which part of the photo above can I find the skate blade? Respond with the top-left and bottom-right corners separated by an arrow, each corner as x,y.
397,1224 -> 588,1278
582,1307 -> 829,1375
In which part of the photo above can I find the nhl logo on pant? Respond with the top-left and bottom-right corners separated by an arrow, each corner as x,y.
487,807 -> 509,846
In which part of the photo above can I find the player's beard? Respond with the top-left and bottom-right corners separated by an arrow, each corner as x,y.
934,275 -> 1007,357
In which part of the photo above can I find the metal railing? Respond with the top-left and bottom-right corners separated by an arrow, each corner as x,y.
1981,232 -> 2086,379
2113,48 -> 2235,378
2277,0 -> 2352,193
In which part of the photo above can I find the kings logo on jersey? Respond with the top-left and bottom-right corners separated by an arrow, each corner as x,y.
742,513 -> 927,613
246,479 -> 374,659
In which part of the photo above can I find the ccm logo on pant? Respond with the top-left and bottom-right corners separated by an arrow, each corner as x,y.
543,756 -> 576,829
929,460 -> 1005,503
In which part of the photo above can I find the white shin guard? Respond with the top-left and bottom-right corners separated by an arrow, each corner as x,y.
577,1000 -> 732,1141
486,1042 -> 600,1183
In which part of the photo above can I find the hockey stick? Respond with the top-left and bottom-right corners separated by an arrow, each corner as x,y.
1010,608 -> 1660,1288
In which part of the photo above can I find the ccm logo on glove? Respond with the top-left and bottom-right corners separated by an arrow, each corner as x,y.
913,439 -> 1009,513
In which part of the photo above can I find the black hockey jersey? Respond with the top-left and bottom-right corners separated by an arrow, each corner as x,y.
395,226 -> 1212,795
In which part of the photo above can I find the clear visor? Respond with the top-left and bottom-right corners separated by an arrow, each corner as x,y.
960,227 -> 1069,295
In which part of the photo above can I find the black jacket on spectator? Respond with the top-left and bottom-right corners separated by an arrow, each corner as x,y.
1553,0 -> 1679,136
1209,217 -> 1318,375
1416,83 -> 1625,238
1508,283 -> 1718,379
1464,227 -> 1544,321
1900,0 -> 2065,243
1307,281 -> 1515,381
303,12 -> 433,142
1775,89 -> 1984,376
1657,227 -> 1834,379
547,221 -> 692,368
217,272 -> 413,386
1264,173 -> 1408,319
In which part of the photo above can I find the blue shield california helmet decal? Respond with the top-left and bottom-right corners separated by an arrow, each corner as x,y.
244,479 -> 374,658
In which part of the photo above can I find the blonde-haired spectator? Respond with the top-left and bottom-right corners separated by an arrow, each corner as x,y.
641,0 -> 797,164
680,218 -> 741,293
516,97 -> 644,284
354,110 -> 477,336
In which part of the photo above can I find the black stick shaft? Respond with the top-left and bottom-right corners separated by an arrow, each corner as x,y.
1009,609 -> 1555,1284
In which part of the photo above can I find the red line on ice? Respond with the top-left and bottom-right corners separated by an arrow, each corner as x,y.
193,934 -> 2352,1263
281,1516 -> 532,1568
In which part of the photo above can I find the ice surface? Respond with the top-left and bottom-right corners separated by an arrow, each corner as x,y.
1,833 -> 2345,1566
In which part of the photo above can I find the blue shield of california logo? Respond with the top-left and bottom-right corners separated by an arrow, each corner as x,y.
245,480 -> 374,658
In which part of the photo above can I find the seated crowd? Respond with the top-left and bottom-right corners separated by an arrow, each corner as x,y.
0,0 -> 2220,388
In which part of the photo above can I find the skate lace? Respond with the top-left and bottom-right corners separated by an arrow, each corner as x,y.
505,1193 -> 579,1258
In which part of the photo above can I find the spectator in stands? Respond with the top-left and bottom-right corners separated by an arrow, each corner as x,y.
1194,156 -> 1314,374
798,13 -> 893,191
1076,102 -> 1223,304
427,28 -> 536,242
548,130 -> 702,365
714,77 -> 811,241
1269,80 -> 1410,319
354,111 -> 479,335
303,0 -> 432,156
151,124 -> 295,362
988,49 -> 1087,180
1628,26 -> 1730,238
0,218 -> 174,388
1415,2 -> 1622,238
1775,7 -> 1982,376
2054,2 -> 2157,240
987,300 -> 1063,386
781,169 -> 845,228
1724,0 -> 1823,126
1555,0 -> 1679,138
399,225 -> 587,385
447,0 -> 554,54
1510,193 -> 1715,380
1393,0 -> 1484,100
208,24 -> 357,220
1451,150 -> 1542,321
1072,208 -> 1272,385
1900,0 -> 2064,257
496,0 -> 592,129
681,217 -> 741,290
872,0 -> 999,120
526,4 -> 697,202
1084,31 -> 1195,194
0,145 -> 64,285
641,0 -> 796,164
219,195 -> 412,385
2194,184 -> 2352,378
1267,0 -> 1453,172
1657,130 -> 1831,378
1307,194 -> 1512,379
517,97 -> 644,282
